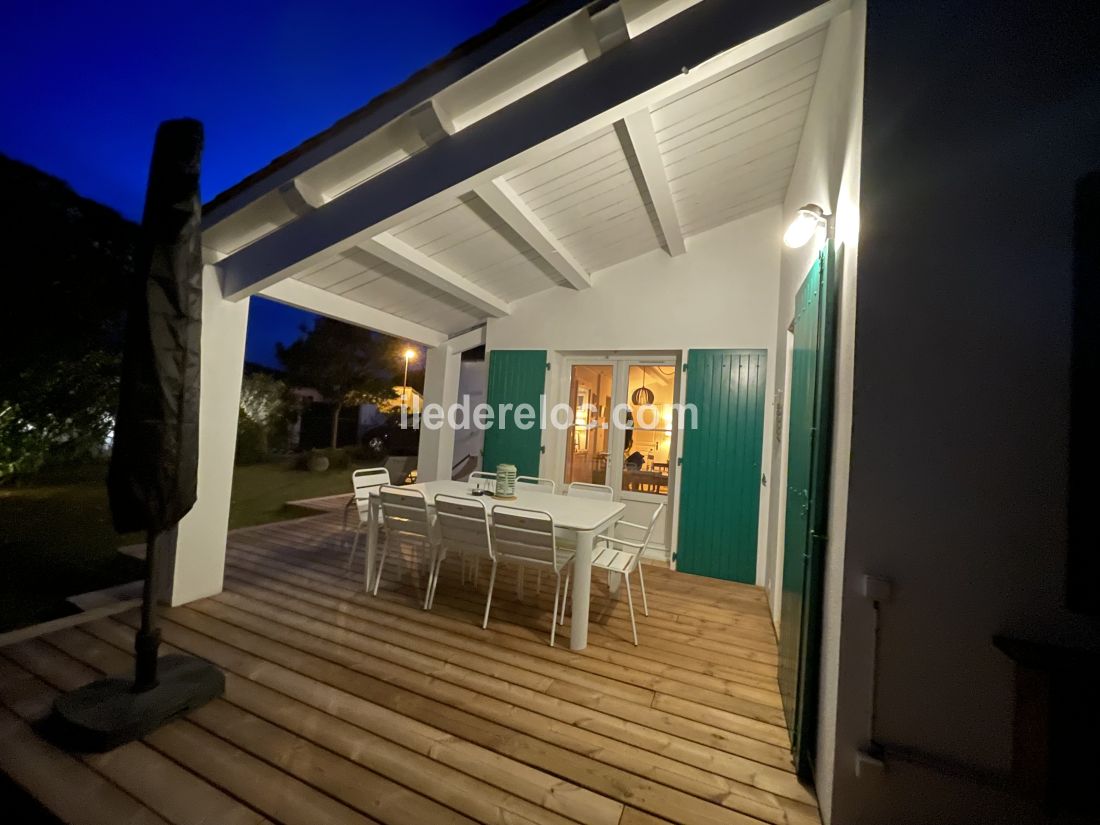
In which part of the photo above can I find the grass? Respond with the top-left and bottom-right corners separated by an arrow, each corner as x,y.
0,458 -> 362,633
227,458 -> 358,529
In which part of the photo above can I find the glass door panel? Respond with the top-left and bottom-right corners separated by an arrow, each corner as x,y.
563,364 -> 613,486
621,364 -> 675,497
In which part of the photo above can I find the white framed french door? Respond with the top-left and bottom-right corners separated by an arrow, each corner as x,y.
559,354 -> 679,556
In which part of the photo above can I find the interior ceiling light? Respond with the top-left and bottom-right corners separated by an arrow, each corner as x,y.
631,366 -> 655,405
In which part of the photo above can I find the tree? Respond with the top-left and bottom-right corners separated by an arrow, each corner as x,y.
276,318 -> 396,448
236,372 -> 296,462
0,155 -> 137,482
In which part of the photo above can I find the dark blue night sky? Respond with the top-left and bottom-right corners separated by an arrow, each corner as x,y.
1,0 -> 525,366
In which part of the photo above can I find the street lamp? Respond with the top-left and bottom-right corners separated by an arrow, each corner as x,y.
402,347 -> 416,409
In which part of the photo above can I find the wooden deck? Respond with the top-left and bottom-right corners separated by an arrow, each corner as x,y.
0,512 -> 820,825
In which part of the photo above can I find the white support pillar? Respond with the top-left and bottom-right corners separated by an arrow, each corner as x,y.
416,327 -> 486,482
166,265 -> 250,605
416,345 -> 462,482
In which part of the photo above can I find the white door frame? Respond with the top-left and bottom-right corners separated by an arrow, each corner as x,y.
557,353 -> 680,550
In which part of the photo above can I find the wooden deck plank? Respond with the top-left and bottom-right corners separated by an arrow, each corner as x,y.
0,705 -> 169,825
259,517 -> 782,651
228,540 -> 782,689
218,572 -> 794,769
80,618 -> 605,825
218,557 -> 795,761
0,649 -> 268,825
234,527 -> 783,664
232,543 -> 783,704
36,628 -> 485,825
138,606 -> 783,825
205,587 -> 799,788
0,511 -> 820,825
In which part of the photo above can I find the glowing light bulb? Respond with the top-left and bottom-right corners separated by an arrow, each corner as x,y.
783,204 -> 825,248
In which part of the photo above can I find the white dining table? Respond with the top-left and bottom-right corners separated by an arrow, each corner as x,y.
363,480 -> 624,651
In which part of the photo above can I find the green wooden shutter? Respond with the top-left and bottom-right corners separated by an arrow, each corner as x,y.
676,349 -> 768,583
481,349 -> 546,478
778,241 -> 837,779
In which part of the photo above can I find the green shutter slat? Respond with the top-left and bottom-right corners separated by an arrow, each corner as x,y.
481,350 -> 546,478
676,348 -> 767,584
777,242 -> 838,777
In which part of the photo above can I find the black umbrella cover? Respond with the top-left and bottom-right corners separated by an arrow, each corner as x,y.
108,119 -> 204,535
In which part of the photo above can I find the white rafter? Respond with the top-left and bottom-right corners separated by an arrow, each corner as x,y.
360,233 -> 512,318
473,179 -> 591,290
260,279 -> 447,346
621,110 -> 686,256
216,0 -> 845,299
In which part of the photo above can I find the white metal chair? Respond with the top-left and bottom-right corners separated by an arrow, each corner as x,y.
345,467 -> 391,568
374,486 -> 439,608
556,481 -> 615,552
561,503 -> 664,645
566,481 -> 615,500
516,475 -> 556,493
490,505 -> 574,646
516,475 -> 559,594
468,470 -> 497,494
433,494 -> 495,623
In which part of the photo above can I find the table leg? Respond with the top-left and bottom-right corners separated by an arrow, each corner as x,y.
365,495 -> 379,594
569,528 -> 595,650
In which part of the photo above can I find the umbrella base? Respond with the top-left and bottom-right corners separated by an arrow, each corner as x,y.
45,654 -> 224,752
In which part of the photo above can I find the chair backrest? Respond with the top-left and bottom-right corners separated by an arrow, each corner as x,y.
566,481 -> 615,501
384,456 -> 417,485
352,468 -> 390,519
634,503 -> 666,555
379,486 -> 433,544
434,494 -> 493,560
516,475 -> 556,493
490,506 -> 566,571
468,470 -> 497,494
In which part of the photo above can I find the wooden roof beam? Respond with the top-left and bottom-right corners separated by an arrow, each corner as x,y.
360,233 -> 512,318
473,178 -> 591,290
216,0 -> 844,300
619,110 -> 686,256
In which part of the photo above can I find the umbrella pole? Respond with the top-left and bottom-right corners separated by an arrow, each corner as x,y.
133,529 -> 161,692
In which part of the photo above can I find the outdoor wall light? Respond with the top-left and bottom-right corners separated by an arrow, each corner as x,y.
783,203 -> 827,248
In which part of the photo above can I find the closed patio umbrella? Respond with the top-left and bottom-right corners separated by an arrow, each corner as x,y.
49,118 -> 224,751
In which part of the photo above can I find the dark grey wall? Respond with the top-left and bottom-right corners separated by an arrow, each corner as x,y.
833,1 -> 1100,822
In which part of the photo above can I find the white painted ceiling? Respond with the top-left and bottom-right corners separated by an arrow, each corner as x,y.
210,7 -> 829,338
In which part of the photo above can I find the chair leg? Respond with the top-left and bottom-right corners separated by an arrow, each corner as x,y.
372,545 -> 390,596
560,569 -> 571,625
482,560 -> 498,629
427,553 -> 445,610
550,572 -> 562,647
624,571 -> 638,646
637,562 -> 649,616
342,497 -> 354,532
346,528 -> 361,569
423,551 -> 435,610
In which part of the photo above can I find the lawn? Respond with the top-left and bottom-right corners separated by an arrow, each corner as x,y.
0,458 -> 360,633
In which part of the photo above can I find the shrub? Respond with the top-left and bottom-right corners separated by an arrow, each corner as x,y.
350,442 -> 386,463
0,404 -> 51,484
235,416 -> 268,465
294,447 -> 349,471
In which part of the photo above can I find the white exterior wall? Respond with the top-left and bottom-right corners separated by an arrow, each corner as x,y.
486,206 -> 782,575
757,7 -> 865,820
167,266 -> 250,605
454,358 -> 488,475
